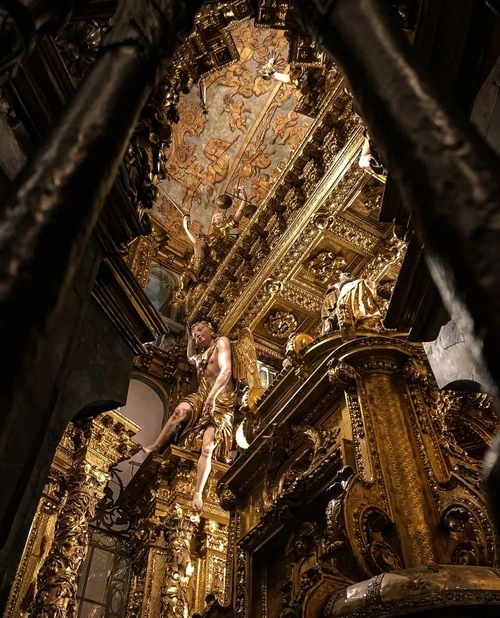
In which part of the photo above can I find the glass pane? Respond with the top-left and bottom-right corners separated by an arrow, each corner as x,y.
77,548 -> 93,597
80,601 -> 104,618
84,547 -> 114,604
109,555 -> 131,617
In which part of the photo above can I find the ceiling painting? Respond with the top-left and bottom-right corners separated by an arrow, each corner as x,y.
153,19 -> 313,247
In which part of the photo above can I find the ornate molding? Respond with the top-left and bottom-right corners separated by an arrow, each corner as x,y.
263,309 -> 298,339
183,83 -> 363,328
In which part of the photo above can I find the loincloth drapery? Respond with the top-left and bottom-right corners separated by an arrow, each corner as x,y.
179,375 -> 236,464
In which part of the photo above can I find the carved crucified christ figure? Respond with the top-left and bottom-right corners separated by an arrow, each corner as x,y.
143,321 -> 236,512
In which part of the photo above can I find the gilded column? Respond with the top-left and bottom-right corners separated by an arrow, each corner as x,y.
328,335 -> 498,576
124,445 -> 230,618
125,217 -> 169,288
161,505 -> 200,618
30,411 -> 140,618
191,519 -> 229,613
3,427 -> 76,618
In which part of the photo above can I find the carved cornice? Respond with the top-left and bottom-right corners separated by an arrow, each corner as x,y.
124,445 -> 230,524
221,132 -> 365,333
219,335 -> 357,496
74,410 -> 141,470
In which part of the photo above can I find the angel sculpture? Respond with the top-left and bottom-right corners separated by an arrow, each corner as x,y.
143,321 -> 264,512
175,187 -> 248,301
259,56 -> 309,92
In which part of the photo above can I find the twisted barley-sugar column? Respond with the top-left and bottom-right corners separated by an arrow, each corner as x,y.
30,463 -> 110,618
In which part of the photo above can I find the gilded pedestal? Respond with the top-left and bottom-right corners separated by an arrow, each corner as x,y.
218,333 -> 499,617
124,445 -> 230,618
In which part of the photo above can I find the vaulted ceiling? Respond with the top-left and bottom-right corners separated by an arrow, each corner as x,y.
154,20 -> 312,246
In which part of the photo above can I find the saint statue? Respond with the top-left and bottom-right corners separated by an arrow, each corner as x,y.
321,272 -> 384,341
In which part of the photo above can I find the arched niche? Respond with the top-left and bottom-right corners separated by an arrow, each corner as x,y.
116,376 -> 168,486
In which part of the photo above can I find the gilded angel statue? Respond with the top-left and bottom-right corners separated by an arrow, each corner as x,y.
143,322 -> 265,511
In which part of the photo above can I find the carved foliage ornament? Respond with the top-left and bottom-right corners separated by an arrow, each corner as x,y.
161,505 -> 200,618
440,503 -> 492,566
264,310 -> 298,339
30,464 -> 110,618
306,251 -> 347,283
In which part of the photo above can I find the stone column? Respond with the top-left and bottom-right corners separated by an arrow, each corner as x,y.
30,411 -> 140,617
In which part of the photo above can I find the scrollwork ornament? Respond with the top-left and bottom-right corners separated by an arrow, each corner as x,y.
452,541 -> 481,566
327,359 -> 358,387
441,505 -> 470,533
321,467 -> 359,580
368,541 -> 403,572
440,503 -> 492,566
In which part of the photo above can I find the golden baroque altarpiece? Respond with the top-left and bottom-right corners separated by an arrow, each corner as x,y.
7,1 -> 500,617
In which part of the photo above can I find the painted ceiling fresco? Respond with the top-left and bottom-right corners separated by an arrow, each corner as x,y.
153,19 -> 313,245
